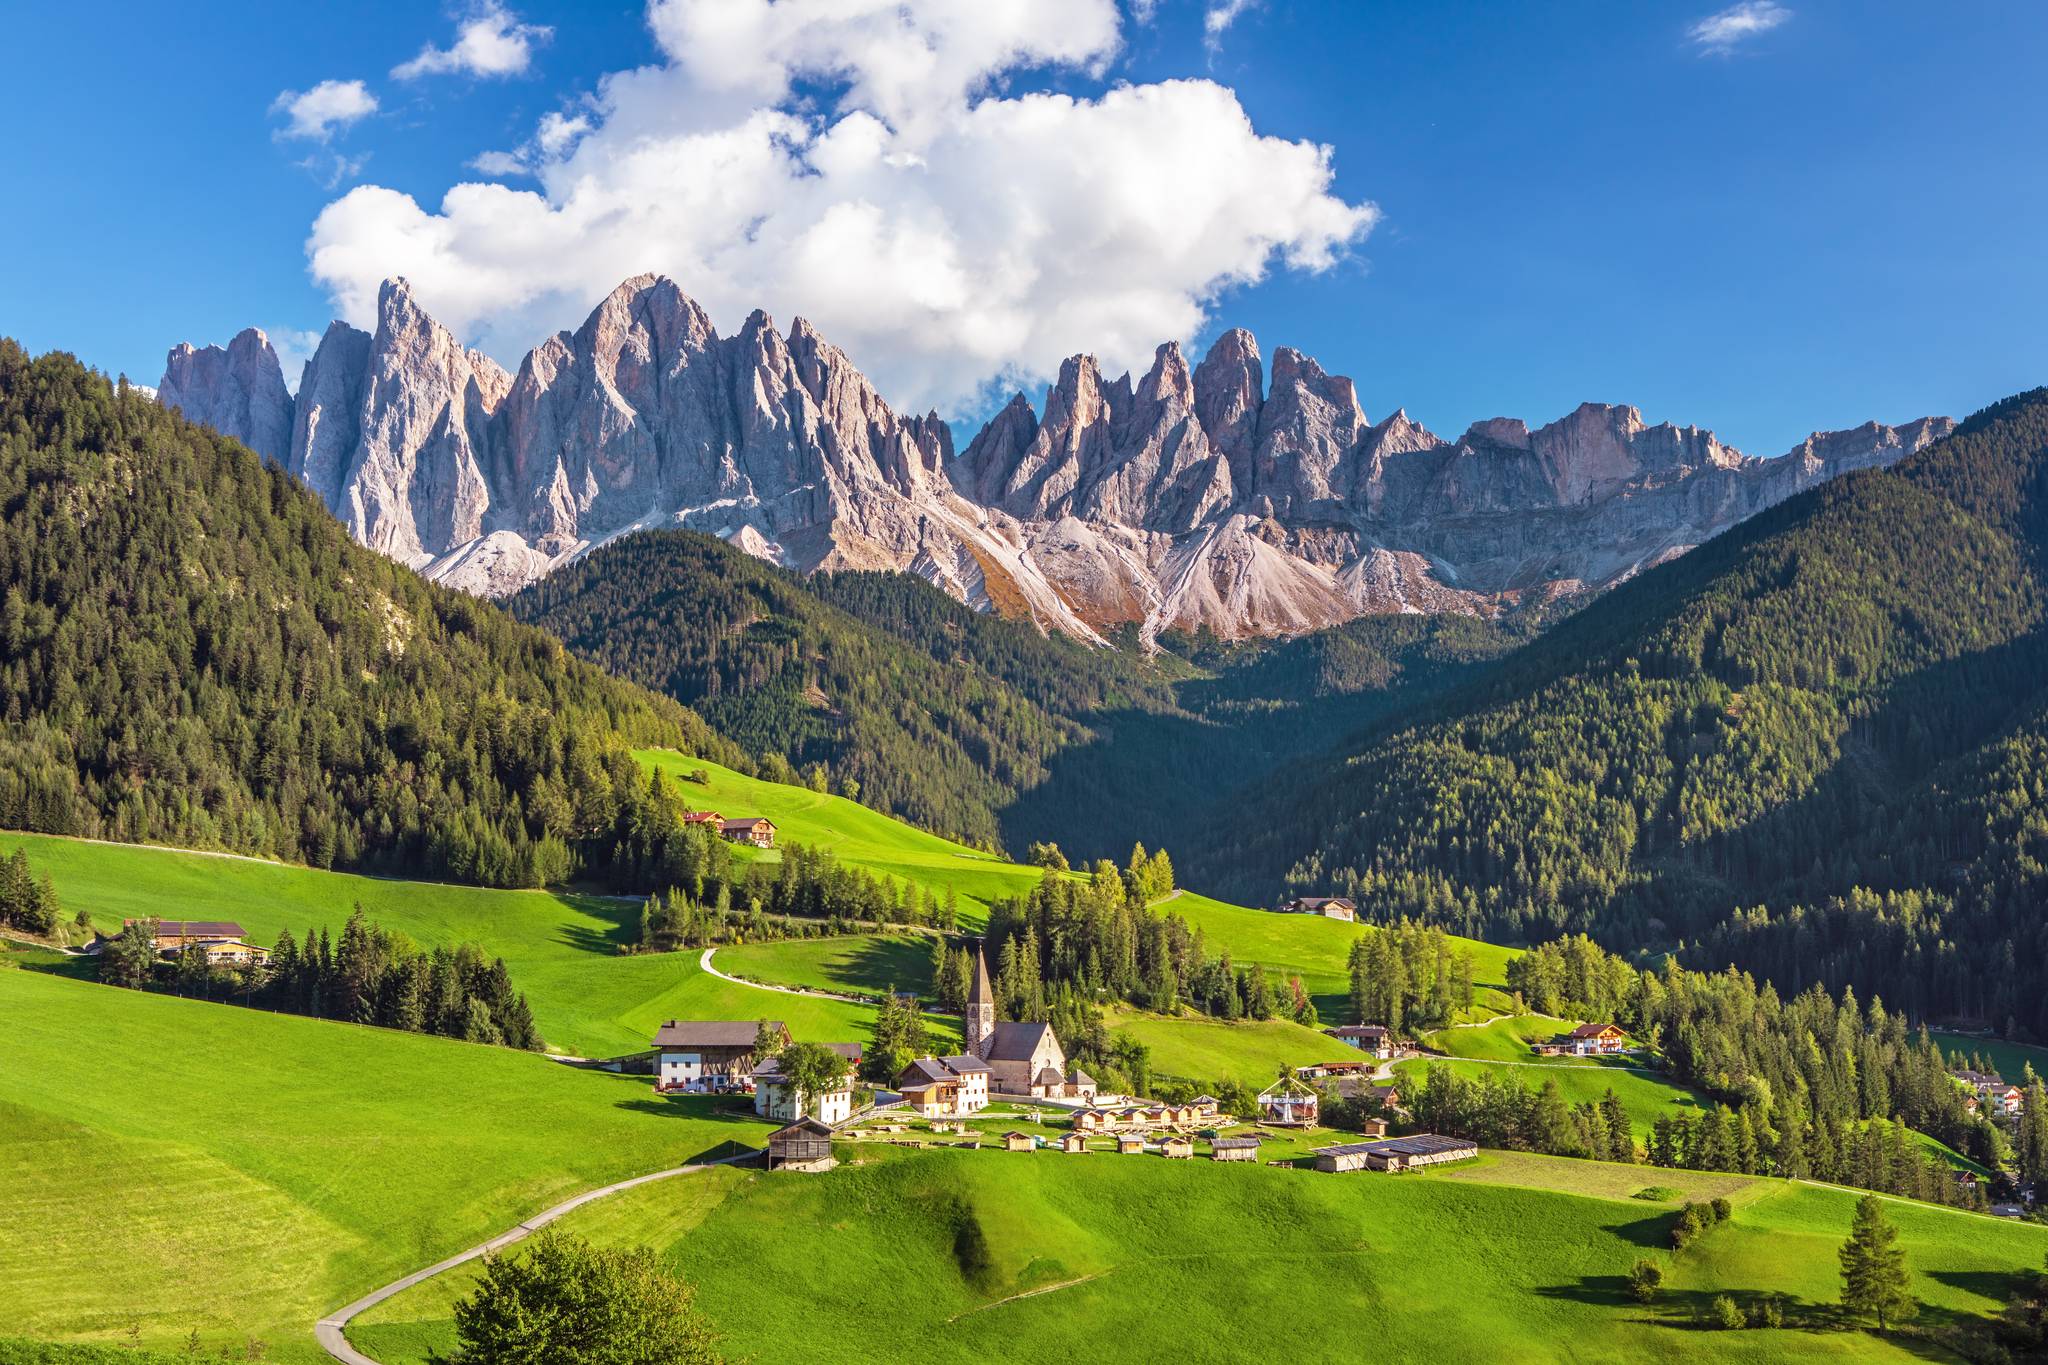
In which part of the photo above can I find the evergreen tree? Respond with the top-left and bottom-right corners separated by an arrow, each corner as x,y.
1838,1194 -> 1915,1330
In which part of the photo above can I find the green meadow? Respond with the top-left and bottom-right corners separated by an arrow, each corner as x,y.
1102,1007 -> 1347,1086
0,969 -> 771,1362
0,832 -> 889,1059
1932,1031 -> 2048,1083
349,1143 -> 2048,1365
1393,1055 -> 1711,1136
713,931 -> 938,999
637,750 -> 1045,923
1166,891 -> 1520,1021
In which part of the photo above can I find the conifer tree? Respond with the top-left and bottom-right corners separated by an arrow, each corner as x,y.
1838,1194 -> 1915,1330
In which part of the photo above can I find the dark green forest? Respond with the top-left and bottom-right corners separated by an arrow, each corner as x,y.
0,342 -> 741,889
1213,390 -> 2048,1037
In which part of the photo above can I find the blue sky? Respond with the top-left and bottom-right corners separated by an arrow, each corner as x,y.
3,0 -> 2043,456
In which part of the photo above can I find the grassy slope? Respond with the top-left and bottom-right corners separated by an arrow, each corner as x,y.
0,832 -> 891,1059
1102,1007 -> 1345,1086
1932,1031 -> 2048,1084
1401,1014 -> 1709,1136
712,932 -> 937,998
349,1145 -> 2048,1365
638,751 -> 1043,925
0,969 -> 771,1361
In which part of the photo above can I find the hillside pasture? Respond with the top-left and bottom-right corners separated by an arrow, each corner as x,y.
0,832 -> 888,1059
0,970 -> 770,1362
637,751 -> 1044,923
1102,1007 -> 1347,1087
345,1144 -> 2048,1365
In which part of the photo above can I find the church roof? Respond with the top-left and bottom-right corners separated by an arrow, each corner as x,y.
968,942 -> 995,1005
983,1020 -> 1054,1061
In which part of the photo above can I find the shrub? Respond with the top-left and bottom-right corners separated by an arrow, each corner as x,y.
1712,1294 -> 1746,1330
1710,1196 -> 1733,1222
1631,1185 -> 1682,1201
1626,1259 -> 1665,1304
1750,1295 -> 1786,1329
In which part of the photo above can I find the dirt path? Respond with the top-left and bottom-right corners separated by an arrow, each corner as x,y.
698,946 -> 871,1004
946,1271 -> 1108,1322
313,1150 -> 757,1365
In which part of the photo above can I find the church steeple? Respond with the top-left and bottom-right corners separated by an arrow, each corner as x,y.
964,940 -> 996,1057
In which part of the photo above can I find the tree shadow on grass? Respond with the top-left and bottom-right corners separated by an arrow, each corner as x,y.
826,935 -> 934,996
554,894 -> 639,955
1927,1267 -> 2031,1303
1602,1211 -> 1682,1251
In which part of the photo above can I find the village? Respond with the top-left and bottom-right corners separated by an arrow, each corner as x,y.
645,938 -> 1482,1176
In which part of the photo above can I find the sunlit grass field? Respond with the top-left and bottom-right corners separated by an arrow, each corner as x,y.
0,832 -> 889,1059
348,1142 -> 2048,1365
0,969 -> 770,1362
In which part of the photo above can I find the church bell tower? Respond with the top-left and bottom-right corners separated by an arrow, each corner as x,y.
964,941 -> 996,1057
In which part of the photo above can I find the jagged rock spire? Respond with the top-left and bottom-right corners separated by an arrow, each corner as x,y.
160,275 -> 1955,638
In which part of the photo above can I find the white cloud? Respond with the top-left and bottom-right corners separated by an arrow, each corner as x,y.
1687,1 -> 1791,54
1203,0 -> 1258,55
468,149 -> 529,177
305,0 -> 1375,417
393,3 -> 552,80
271,80 -> 379,141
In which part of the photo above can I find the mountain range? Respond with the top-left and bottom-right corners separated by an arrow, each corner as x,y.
160,274 -> 1951,642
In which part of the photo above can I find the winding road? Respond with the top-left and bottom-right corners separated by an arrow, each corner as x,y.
313,1151 -> 756,1365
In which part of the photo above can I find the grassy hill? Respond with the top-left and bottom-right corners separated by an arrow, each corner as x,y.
0,831 -> 894,1058
637,750 -> 1045,924
0,968 -> 771,1361
349,1144 -> 2048,1364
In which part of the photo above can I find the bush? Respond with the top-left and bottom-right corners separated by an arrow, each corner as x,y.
1626,1259 -> 1664,1304
1711,1294 -> 1746,1330
1710,1196 -> 1733,1222
1750,1294 -> 1785,1329
1671,1204 -> 1706,1249
1632,1185 -> 1682,1201
446,1230 -> 721,1364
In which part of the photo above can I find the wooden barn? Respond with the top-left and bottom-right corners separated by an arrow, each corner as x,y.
1061,1132 -> 1089,1153
766,1117 -> 836,1172
1161,1135 -> 1194,1159
1116,1134 -> 1145,1154
1004,1131 -> 1035,1152
1211,1137 -> 1262,1162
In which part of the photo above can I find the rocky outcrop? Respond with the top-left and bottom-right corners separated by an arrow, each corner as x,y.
163,275 -> 1953,644
159,329 -> 294,465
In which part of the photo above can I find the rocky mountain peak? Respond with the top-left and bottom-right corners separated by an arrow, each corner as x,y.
162,274 -> 1953,641
159,327 -> 293,464
1193,327 -> 1264,492
1251,345 -> 1366,516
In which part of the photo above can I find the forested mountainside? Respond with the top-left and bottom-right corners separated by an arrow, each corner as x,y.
508,530 -> 1174,846
1206,388 -> 2048,1036
0,341 -> 740,888
509,527 -> 1521,853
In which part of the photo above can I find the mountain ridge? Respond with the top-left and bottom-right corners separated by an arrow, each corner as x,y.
161,274 -> 1951,642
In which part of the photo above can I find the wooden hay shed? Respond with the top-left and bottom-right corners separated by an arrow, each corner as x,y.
767,1117 -> 836,1172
